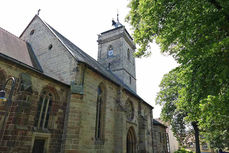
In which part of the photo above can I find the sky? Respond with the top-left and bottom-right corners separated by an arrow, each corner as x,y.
0,0 -> 178,118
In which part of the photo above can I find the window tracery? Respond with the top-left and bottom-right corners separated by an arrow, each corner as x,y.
34,90 -> 53,129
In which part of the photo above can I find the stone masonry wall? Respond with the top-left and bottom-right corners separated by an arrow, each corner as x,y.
153,125 -> 168,153
63,64 -> 153,153
20,16 -> 78,85
0,58 -> 70,153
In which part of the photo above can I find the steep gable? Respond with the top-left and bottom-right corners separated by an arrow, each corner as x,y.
46,22 -> 152,108
20,15 -> 78,84
20,15 -> 153,108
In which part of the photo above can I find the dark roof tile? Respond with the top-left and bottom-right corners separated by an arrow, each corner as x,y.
0,27 -> 33,67
47,24 -> 146,102
153,119 -> 167,128
33,16 -> 153,108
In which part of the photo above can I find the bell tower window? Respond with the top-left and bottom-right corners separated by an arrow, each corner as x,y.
108,63 -> 111,70
127,49 -> 130,61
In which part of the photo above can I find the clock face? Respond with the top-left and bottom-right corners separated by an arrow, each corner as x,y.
108,49 -> 113,57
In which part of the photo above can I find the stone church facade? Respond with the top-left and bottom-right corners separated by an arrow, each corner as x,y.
0,15 -> 153,153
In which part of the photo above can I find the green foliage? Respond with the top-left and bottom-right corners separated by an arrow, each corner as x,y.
156,68 -> 187,145
127,0 -> 229,60
199,94 -> 229,148
127,0 -> 229,148
174,148 -> 194,153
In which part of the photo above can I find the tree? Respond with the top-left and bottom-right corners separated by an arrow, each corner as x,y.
156,68 -> 187,146
126,0 -> 229,59
127,0 -> 229,150
156,67 -> 201,151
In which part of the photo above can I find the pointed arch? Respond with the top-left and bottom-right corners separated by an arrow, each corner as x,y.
95,82 -> 106,141
39,85 -> 59,102
127,126 -> 137,153
34,86 -> 58,129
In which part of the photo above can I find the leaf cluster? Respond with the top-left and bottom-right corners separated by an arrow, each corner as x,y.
127,0 -> 229,148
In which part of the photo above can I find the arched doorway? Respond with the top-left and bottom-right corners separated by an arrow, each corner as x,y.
126,127 -> 136,153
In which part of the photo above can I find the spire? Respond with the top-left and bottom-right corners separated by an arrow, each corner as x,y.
112,11 -> 122,28
117,10 -> 120,22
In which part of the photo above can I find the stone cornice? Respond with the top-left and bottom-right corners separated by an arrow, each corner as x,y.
98,29 -> 136,50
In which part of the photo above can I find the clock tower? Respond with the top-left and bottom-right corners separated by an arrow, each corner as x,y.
97,20 -> 136,92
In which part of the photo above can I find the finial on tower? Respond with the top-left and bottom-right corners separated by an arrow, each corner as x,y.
112,11 -> 122,28
117,10 -> 120,22
37,9 -> 41,16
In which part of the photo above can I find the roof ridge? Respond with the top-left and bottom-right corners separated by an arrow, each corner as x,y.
40,20 -> 78,61
26,16 -> 152,108
20,15 -> 78,61
46,24 -> 152,107
47,30 -> 138,94
46,25 -> 85,62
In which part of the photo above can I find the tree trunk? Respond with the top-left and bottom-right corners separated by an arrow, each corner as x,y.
192,121 -> 201,153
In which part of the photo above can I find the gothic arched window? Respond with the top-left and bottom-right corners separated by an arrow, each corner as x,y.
95,84 -> 106,141
107,45 -> 114,57
34,90 -> 53,129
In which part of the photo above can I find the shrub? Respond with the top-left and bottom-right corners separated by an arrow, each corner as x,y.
174,148 -> 194,153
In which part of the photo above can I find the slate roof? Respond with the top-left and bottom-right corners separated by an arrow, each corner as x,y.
22,15 -> 153,108
0,27 -> 42,71
0,27 -> 34,67
46,24 -> 144,101
153,119 -> 167,128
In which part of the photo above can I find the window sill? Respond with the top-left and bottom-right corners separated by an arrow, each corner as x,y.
33,127 -> 51,133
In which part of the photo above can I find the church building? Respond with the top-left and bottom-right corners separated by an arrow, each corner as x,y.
0,15 -> 154,153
